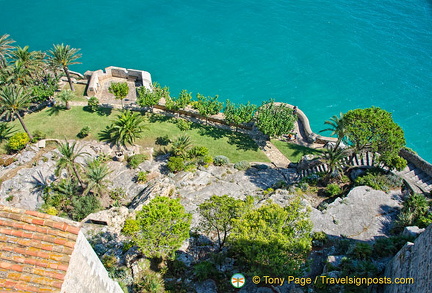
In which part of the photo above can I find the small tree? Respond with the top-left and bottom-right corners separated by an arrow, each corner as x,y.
108,82 -> 129,109
196,94 -> 223,124
166,89 -> 192,111
123,196 -> 192,260
229,198 -> 312,277
137,82 -> 169,112
224,100 -> 257,129
343,107 -> 406,170
199,195 -> 252,250
57,89 -> 75,110
256,101 -> 296,138
48,44 -> 81,92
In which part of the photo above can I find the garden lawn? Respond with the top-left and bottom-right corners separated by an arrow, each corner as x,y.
12,107 -> 269,163
271,139 -> 322,163
62,83 -> 88,101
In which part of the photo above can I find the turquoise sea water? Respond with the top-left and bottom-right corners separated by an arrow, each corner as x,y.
2,0 -> 432,161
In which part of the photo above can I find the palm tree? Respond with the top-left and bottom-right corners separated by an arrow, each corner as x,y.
0,85 -> 33,140
55,140 -> 88,188
99,110 -> 147,148
320,146 -> 348,183
320,113 -> 346,150
57,89 -> 75,109
11,46 -> 46,80
0,34 -> 15,68
171,135 -> 192,158
0,122 -> 16,143
48,44 -> 81,91
84,159 -> 112,196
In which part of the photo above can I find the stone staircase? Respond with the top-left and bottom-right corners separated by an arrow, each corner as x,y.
298,152 -> 432,194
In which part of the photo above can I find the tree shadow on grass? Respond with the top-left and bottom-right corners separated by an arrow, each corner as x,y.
82,105 -> 113,117
46,106 -> 64,116
148,114 -> 173,123
227,132 -> 259,152
195,124 -> 229,140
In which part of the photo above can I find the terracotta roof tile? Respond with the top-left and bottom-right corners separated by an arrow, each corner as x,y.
0,205 -> 80,292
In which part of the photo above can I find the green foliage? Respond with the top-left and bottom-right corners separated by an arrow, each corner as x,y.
234,160 -> 250,170
70,194 -> 101,221
31,130 -> 46,142
395,193 -> 431,229
188,146 -> 209,158
84,159 -> 111,196
325,183 -> 342,197
312,231 -> 328,246
77,126 -> 91,138
108,82 -> 129,107
122,218 -> 140,236
96,152 -> 111,162
88,96 -> 99,112
48,43 -> 81,91
224,100 -> 257,126
165,89 -> 192,111
198,155 -> 213,167
229,198 -> 312,276
174,118 -> 192,131
193,261 -> 219,281
0,122 -> 16,142
351,243 -> 373,260
99,110 -> 147,147
130,196 -> 192,259
199,195 -> 252,249
167,156 -> 185,173
7,132 -> 29,152
127,154 -> 148,169
256,100 -> 296,138
213,155 -> 230,166
354,169 -> 402,192
373,235 -> 415,257
31,79 -> 58,103
137,82 -> 168,110
136,171 -> 148,183
109,187 -> 127,201
135,270 -> 165,293
55,140 -> 87,187
171,135 -> 192,158
195,94 -> 223,121
343,107 -> 406,170
57,89 -> 75,109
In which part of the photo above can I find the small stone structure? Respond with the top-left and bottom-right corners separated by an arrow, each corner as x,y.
384,224 -> 432,293
86,66 -> 152,97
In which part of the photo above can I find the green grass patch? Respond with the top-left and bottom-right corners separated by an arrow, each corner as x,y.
11,108 -> 269,163
271,139 -> 322,163
62,83 -> 88,101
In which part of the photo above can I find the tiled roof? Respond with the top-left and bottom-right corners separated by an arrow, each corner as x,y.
0,205 -> 80,293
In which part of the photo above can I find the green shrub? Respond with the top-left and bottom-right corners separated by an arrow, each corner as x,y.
97,152 -> 111,162
175,118 -> 192,131
127,154 -> 148,169
7,132 -> 30,152
325,183 -> 342,197
136,171 -> 148,183
193,261 -> 219,281
234,160 -> 250,170
184,162 -> 197,172
312,231 -> 328,244
351,243 -> 373,260
188,146 -> 209,158
213,155 -> 230,166
77,126 -> 91,138
167,156 -> 185,173
31,130 -> 46,142
135,270 -> 165,293
395,193 -> 431,229
70,195 -> 101,221
88,97 -> 99,112
0,122 -> 16,142
155,135 -> 170,145
355,169 -> 402,192
122,218 -> 140,236
199,155 -> 213,167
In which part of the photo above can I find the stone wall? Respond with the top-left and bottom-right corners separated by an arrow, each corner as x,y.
399,148 -> 432,178
384,224 -> 432,293
61,231 -> 123,293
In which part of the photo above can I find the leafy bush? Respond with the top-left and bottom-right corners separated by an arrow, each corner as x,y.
312,231 -> 328,243
198,155 -> 213,167
213,155 -> 230,166
167,156 -> 185,173
351,243 -> 373,260
136,171 -> 148,183
88,97 -> 99,112
234,160 -> 250,170
188,146 -> 209,158
122,218 -> 140,236
70,195 -> 101,221
183,162 -> 197,172
325,183 -> 342,197
109,187 -> 127,201
127,154 -> 148,169
97,152 -> 111,162
7,132 -> 30,152
0,122 -> 15,142
77,126 -> 91,138
31,130 -> 46,142
194,261 -> 219,281
155,135 -> 170,145
135,270 -> 165,293
175,118 -> 192,131
355,169 -> 402,192
395,193 -> 431,229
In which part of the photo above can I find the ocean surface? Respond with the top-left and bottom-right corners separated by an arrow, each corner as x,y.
2,0 -> 432,161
